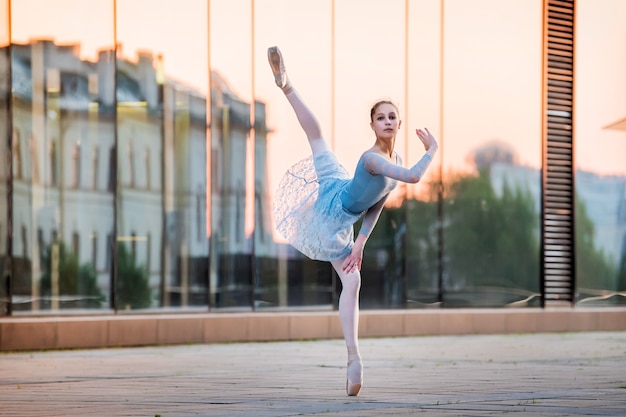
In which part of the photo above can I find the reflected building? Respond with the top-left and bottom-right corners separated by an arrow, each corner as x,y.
11,41 -> 118,309
7,40 -> 275,310
576,172 -> 626,269
209,70 -> 279,306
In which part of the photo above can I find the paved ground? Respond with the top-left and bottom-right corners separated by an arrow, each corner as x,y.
1,331 -> 625,417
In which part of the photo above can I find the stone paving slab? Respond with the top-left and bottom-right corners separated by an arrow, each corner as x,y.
1,331 -> 625,416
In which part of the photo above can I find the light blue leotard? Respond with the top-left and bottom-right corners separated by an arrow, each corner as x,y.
340,153 -> 400,214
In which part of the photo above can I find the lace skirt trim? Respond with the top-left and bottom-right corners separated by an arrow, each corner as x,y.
273,151 -> 360,261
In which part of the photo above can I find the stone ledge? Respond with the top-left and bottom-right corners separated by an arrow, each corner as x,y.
1,308 -> 625,351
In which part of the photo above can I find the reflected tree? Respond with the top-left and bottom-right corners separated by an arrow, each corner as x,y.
359,165 -> 621,307
116,243 -> 151,309
40,242 -> 103,308
360,205 -> 410,307
575,197 -> 617,293
443,167 -> 539,293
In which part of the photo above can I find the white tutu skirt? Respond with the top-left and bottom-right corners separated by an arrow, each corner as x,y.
273,151 -> 362,261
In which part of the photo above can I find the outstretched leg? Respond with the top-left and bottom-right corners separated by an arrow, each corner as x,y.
268,46 -> 330,155
331,258 -> 363,396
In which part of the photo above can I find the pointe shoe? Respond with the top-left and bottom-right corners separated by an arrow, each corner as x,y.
346,358 -> 363,396
267,46 -> 293,94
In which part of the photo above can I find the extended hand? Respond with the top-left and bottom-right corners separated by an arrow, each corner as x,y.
416,128 -> 438,151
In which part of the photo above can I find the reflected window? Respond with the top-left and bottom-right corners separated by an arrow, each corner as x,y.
29,135 -> 40,184
49,140 -> 57,187
72,231 -> 79,257
12,130 -> 22,179
91,232 -> 98,269
37,228 -> 44,263
107,146 -> 115,192
146,232 -> 151,273
72,141 -> 81,189
196,193 -> 202,242
144,147 -> 150,190
105,233 -> 112,272
131,231 -> 137,261
47,68 -> 60,94
92,147 -> 99,190
127,143 -> 134,188
21,224 -> 27,257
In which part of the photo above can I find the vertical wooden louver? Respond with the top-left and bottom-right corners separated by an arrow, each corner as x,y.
541,0 -> 575,305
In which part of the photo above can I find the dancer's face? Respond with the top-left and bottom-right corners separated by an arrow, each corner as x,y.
370,103 -> 401,139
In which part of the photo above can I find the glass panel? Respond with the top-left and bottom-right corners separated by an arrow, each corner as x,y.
574,0 -> 626,306
405,0 -> 445,307
116,0 -> 209,310
335,0 -> 407,308
0,0 -> 9,315
209,0 -> 254,308
441,0 -> 542,307
253,0 -> 334,309
11,0 -> 115,313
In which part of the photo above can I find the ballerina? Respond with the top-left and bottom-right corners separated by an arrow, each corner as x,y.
268,46 -> 438,396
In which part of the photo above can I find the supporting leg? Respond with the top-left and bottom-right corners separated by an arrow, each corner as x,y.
331,258 -> 363,396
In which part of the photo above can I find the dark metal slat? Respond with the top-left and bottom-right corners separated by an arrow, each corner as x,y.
542,0 -> 575,306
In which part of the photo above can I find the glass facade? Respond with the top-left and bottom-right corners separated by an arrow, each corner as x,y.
574,0 -> 626,306
209,0 -> 255,308
10,1 -> 116,313
1,0 -> 624,316
440,1 -> 543,307
116,0 -> 209,310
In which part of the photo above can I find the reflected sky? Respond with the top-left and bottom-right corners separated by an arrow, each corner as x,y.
575,0 -> 626,176
8,0 -> 626,182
